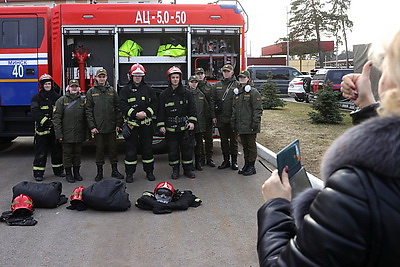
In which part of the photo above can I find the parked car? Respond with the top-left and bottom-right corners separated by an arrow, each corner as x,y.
311,68 -> 353,93
247,65 -> 302,94
288,75 -> 312,102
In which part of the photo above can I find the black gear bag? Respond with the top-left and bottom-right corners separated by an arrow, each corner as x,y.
83,179 -> 131,211
12,181 -> 67,208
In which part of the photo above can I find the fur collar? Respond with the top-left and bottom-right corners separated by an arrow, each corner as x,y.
321,115 -> 400,180
292,115 -> 400,228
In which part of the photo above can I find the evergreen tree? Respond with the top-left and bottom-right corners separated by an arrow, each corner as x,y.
308,84 -> 344,123
259,73 -> 285,109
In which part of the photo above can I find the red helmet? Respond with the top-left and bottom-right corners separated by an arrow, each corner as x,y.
70,186 -> 85,202
166,66 -> 182,80
129,63 -> 146,77
39,73 -> 53,86
154,181 -> 175,203
11,194 -> 34,215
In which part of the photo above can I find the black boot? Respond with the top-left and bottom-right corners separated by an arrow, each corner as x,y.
125,164 -> 136,183
55,169 -> 66,177
243,161 -> 256,176
73,166 -> 83,181
171,165 -> 180,179
206,158 -> 216,167
146,172 -> 156,181
34,171 -> 44,181
183,166 -> 196,178
126,173 -> 134,183
195,156 -> 203,171
231,155 -> 239,170
95,165 -> 103,182
111,163 -> 124,179
218,154 -> 231,169
238,161 -> 249,175
65,167 -> 75,183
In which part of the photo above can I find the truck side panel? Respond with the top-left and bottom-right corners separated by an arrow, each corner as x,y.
0,7 -> 50,138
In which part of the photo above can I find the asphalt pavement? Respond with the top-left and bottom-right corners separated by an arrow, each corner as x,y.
0,137 -> 275,267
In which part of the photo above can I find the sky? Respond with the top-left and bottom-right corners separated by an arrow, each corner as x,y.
177,0 -> 400,57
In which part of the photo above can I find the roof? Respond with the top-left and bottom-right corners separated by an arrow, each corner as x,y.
262,41 -> 335,56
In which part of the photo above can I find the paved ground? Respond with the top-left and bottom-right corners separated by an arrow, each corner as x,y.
0,137 -> 274,267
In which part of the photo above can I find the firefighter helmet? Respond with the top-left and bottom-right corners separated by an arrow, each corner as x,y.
11,194 -> 34,216
154,181 -> 175,203
70,186 -> 85,202
166,66 -> 182,80
129,63 -> 146,77
39,73 -> 54,86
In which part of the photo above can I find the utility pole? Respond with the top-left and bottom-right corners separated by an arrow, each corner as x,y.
286,6 -> 290,66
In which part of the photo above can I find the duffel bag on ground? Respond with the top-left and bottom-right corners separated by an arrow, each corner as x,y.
83,179 -> 131,211
12,181 -> 67,208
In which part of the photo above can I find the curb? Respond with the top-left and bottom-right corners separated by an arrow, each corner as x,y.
257,142 -> 324,189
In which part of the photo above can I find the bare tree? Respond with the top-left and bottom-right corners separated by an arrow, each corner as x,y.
326,0 -> 353,68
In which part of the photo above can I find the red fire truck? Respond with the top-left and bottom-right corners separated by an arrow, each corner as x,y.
0,3 -> 246,143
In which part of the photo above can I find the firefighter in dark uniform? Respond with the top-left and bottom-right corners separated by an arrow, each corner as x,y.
232,70 -> 263,176
188,75 -> 210,171
31,74 -> 65,181
195,67 -> 216,167
213,64 -> 240,170
119,63 -> 157,183
157,66 -> 197,179
53,79 -> 87,183
86,68 -> 124,181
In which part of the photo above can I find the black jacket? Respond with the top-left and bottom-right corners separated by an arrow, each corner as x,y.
30,88 -> 60,134
119,80 -> 157,126
157,83 -> 197,132
257,115 -> 400,266
135,190 -> 201,214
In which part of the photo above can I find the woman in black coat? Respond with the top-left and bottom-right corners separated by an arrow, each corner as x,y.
257,29 -> 400,266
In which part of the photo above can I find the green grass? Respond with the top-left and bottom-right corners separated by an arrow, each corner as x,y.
257,101 -> 353,177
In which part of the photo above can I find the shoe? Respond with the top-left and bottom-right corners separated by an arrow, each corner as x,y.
73,166 -> 83,181
231,162 -> 239,170
218,160 -> 230,169
231,155 -> 239,170
171,166 -> 180,179
34,176 -> 43,182
126,173 -> 134,183
111,163 -> 124,179
206,159 -> 216,167
55,171 -> 66,177
146,172 -> 156,181
65,167 -> 75,183
238,161 -> 249,175
243,162 -> 256,176
195,159 -> 203,171
183,169 -> 196,179
95,165 -> 103,182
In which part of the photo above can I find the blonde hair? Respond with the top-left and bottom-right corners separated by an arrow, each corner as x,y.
377,30 -> 400,115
